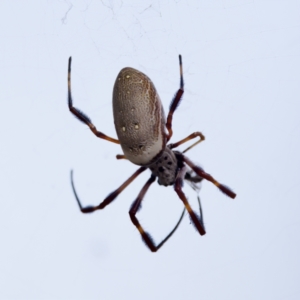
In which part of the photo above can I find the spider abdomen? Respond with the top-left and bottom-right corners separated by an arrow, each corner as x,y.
113,67 -> 166,166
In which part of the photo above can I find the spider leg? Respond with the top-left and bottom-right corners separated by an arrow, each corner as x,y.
182,154 -> 236,199
68,57 -> 120,144
174,165 -> 206,236
169,132 -> 205,153
116,154 -> 127,160
166,55 -> 184,141
197,194 -> 204,226
129,174 -> 185,252
71,167 -> 147,213
185,171 -> 205,229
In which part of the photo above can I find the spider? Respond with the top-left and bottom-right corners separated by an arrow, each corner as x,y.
67,55 -> 236,252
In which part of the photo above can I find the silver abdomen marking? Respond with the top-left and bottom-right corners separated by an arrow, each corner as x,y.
113,67 -> 166,166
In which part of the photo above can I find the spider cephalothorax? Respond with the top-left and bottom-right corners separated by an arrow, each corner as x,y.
67,55 -> 236,252
148,147 -> 178,186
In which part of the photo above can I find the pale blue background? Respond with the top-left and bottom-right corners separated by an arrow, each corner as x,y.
0,1 -> 299,299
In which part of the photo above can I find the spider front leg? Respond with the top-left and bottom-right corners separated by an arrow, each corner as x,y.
174,165 -> 206,236
166,55 -> 184,141
71,167 -> 147,213
129,174 -> 185,252
68,57 -> 120,144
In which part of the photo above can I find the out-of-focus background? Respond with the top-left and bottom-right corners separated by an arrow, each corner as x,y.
0,1 -> 299,299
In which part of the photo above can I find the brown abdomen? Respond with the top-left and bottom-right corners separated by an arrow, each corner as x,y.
113,67 -> 166,166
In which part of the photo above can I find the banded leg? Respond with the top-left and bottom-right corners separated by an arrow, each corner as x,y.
129,174 -> 185,252
182,155 -> 236,199
166,55 -> 184,141
169,132 -> 205,153
68,57 -> 119,144
174,165 -> 206,236
71,167 -> 146,213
